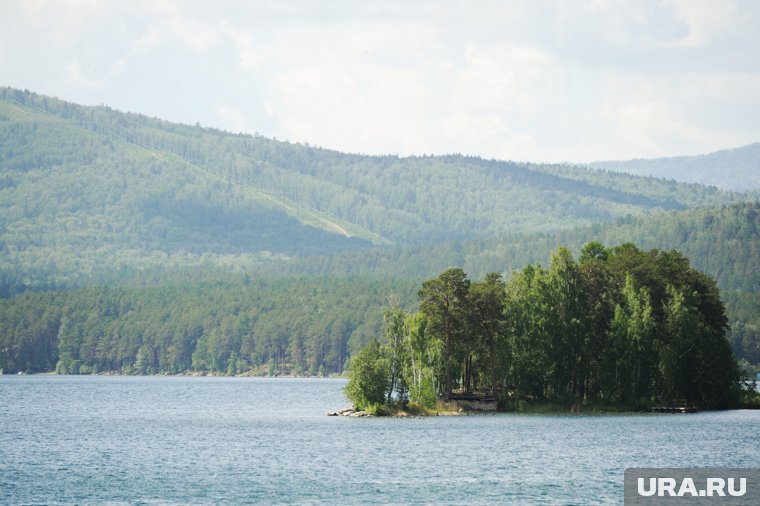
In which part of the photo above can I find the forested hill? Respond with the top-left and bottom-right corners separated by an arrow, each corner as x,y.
0,87 -> 746,294
590,142 -> 760,192
278,202 -> 760,290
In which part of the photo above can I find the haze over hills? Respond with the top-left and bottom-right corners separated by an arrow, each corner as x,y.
589,143 -> 760,192
0,87 -> 748,293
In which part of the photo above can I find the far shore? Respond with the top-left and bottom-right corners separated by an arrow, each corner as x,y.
3,370 -> 348,379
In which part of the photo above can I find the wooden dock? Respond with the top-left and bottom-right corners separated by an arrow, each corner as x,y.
650,406 -> 698,413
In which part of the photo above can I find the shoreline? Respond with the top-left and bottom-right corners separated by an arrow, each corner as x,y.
5,370 -> 348,379
327,401 -> 760,416
326,407 -> 725,417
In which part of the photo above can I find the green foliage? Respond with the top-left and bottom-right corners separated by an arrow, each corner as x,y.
344,339 -> 390,411
502,244 -> 739,408
604,274 -> 656,403
739,379 -> 760,408
273,203 -> 760,290
348,244 -> 740,410
469,272 -> 508,395
403,312 -> 441,409
0,277 -> 417,375
418,268 -> 471,400
384,305 -> 408,404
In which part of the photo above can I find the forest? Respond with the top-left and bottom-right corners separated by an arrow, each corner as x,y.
345,244 -> 740,412
2,203 -> 760,377
1,88 -> 759,383
0,277 -> 417,377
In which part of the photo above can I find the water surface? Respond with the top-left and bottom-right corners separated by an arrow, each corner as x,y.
1,375 -> 758,504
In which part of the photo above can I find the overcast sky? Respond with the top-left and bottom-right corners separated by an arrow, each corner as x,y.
3,0 -> 759,163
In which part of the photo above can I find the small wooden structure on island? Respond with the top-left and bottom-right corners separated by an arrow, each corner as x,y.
450,393 -> 497,412
651,399 -> 697,414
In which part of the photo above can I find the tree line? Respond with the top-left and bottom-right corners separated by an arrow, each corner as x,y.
0,277 -> 416,376
345,243 -> 740,411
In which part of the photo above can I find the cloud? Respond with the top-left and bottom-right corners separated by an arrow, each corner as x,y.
265,19 -> 439,154
65,61 -> 105,91
170,16 -> 221,52
218,21 -> 267,72
258,14 -> 566,160
273,60 -> 431,154
3,0 -> 759,162
454,43 -> 559,118
132,26 -> 163,53
439,111 -> 536,160
213,102 -> 257,134
109,58 -> 128,76
600,98 -> 695,156
663,0 -> 737,48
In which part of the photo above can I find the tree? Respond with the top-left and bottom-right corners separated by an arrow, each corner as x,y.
469,272 -> 507,396
403,311 -> 440,408
657,285 -> 698,404
344,339 -> 390,411
135,344 -> 154,375
657,284 -> 739,407
55,316 -> 83,375
607,273 -> 655,404
545,247 -> 587,400
506,264 -> 552,400
384,304 -> 408,404
579,241 -> 615,402
418,268 -> 470,400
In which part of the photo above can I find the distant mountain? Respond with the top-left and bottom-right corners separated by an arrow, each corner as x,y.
589,143 -> 760,192
0,87 -> 747,293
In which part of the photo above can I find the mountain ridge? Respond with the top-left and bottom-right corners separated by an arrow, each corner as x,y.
589,142 -> 760,191
0,87 -> 751,295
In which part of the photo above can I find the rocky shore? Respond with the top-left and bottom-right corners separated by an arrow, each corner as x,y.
327,408 -> 369,417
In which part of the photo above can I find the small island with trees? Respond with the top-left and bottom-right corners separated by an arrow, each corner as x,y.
342,242 -> 748,415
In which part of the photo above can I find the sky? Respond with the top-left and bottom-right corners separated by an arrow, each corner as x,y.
2,0 -> 760,163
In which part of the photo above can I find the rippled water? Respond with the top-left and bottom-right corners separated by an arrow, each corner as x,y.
1,376 -> 758,505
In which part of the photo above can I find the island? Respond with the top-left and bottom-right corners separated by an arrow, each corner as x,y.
341,243 -> 757,416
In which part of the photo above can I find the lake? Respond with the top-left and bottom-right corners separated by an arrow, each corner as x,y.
1,375 -> 758,504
